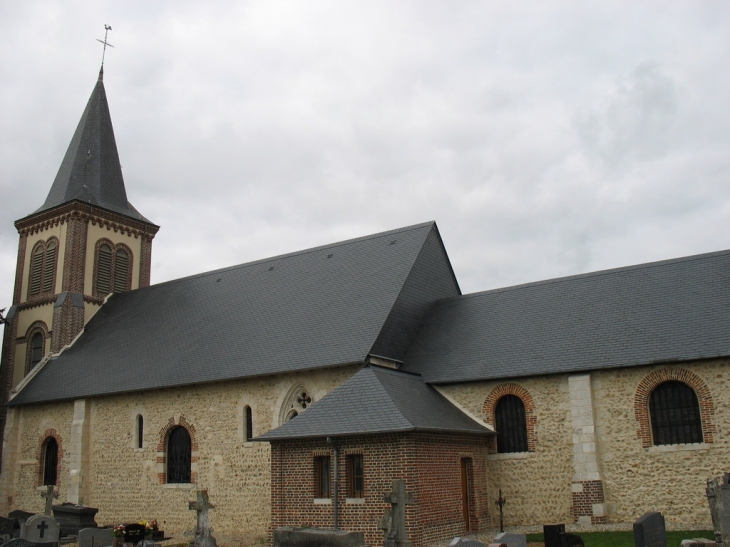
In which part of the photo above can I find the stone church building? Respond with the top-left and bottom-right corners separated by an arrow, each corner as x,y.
1,70 -> 729,546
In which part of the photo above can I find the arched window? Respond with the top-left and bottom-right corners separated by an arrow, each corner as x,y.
136,415 -> 144,449
42,437 -> 59,486
25,323 -> 48,375
30,332 -> 44,369
650,381 -> 703,445
281,387 -> 312,424
95,241 -> 133,296
245,406 -> 253,442
495,394 -> 528,453
167,426 -> 191,483
28,239 -> 58,297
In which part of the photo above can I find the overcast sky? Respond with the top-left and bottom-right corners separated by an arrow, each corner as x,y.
1,1 -> 729,311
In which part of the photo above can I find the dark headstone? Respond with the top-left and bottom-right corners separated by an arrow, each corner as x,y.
543,524 -> 565,547
122,524 -> 145,545
563,533 -> 584,547
51,504 -> 98,537
633,512 -> 666,547
0,518 -> 15,537
274,527 -> 365,547
8,513 -> 33,534
78,528 -> 112,547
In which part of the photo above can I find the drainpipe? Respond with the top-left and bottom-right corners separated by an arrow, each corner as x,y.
328,437 -> 339,530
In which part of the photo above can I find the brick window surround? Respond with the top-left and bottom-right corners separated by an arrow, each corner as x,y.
634,367 -> 716,448
36,429 -> 64,488
156,416 -> 198,484
24,321 -> 49,375
483,383 -> 536,454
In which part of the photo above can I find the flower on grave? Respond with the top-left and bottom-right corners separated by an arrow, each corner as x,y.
112,525 -> 125,538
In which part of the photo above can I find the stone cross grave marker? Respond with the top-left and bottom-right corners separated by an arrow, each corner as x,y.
20,515 -> 59,544
78,527 -> 112,547
706,474 -> 730,543
633,512 -> 666,547
39,487 -> 58,517
189,490 -> 217,547
383,479 -> 413,547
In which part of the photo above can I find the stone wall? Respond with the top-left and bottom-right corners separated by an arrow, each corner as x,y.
440,375 -> 575,527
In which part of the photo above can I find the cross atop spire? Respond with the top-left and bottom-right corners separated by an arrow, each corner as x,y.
96,25 -> 114,68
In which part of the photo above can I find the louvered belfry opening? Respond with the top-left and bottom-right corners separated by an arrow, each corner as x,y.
650,380 -> 703,445
29,246 -> 44,295
43,437 -> 58,486
42,241 -> 56,293
114,248 -> 129,292
495,394 -> 528,453
167,426 -> 191,483
96,244 -> 113,294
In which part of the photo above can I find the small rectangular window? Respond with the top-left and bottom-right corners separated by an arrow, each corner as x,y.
346,454 -> 364,498
314,456 -> 330,498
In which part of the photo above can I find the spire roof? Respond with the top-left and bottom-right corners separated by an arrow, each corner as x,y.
33,68 -> 152,223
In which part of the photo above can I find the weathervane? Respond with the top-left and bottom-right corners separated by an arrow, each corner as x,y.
96,24 -> 114,66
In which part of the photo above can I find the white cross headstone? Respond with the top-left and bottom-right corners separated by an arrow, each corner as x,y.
21,515 -> 60,543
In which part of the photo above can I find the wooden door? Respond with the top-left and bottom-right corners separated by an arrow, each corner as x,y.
460,458 -> 472,530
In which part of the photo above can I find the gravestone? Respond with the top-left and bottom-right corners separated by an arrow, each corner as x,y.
707,474 -> 730,544
1,539 -> 57,547
493,532 -> 526,547
20,515 -> 59,544
39,487 -> 58,517
449,538 -> 484,547
633,512 -> 666,547
543,524 -> 565,547
122,523 -> 145,545
383,479 -> 414,547
9,512 -> 34,534
78,527 -> 112,547
52,504 -> 98,537
486,544 -> 507,547
680,540 -> 717,546
562,533 -> 584,547
0,516 -> 16,540
273,527 -> 365,547
189,490 -> 217,547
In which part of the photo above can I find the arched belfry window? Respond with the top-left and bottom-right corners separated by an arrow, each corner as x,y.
167,426 -> 191,483
95,240 -> 133,296
650,381 -> 703,445
25,322 -> 48,375
42,437 -> 59,486
495,394 -> 528,453
28,239 -> 58,298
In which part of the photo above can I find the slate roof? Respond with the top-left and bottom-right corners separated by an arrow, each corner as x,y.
255,366 -> 493,441
28,68 -> 153,224
11,222 -> 460,406
402,249 -> 730,384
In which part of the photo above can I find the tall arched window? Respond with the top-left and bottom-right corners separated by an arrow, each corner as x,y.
25,323 -> 48,375
95,241 -> 133,296
245,406 -> 253,442
136,415 -> 144,449
28,239 -> 58,297
30,332 -> 44,369
650,381 -> 703,445
42,437 -> 59,486
167,426 -> 191,483
495,394 -> 528,453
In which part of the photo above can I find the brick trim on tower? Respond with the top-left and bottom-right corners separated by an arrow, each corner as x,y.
482,383 -> 537,454
634,367 -> 716,448
61,214 -> 87,294
139,235 -> 153,288
13,233 -> 27,305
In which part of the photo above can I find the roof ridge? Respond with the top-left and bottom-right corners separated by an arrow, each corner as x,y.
453,247 -> 730,302
137,221 -> 436,290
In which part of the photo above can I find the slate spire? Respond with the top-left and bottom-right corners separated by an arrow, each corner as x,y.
34,69 -> 151,223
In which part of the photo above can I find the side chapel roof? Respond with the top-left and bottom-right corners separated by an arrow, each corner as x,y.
403,248 -> 730,384
11,222 -> 460,406
255,366 -> 493,441
26,68 -> 153,224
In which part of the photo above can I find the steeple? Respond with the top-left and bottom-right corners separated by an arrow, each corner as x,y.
33,68 -> 151,223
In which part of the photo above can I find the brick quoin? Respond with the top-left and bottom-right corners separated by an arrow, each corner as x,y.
571,480 -> 606,524
269,433 -> 489,547
634,367 -> 715,448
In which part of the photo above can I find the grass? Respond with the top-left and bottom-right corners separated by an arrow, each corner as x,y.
524,529 -> 715,546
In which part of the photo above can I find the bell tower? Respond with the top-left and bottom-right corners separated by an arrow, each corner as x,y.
0,68 -> 159,452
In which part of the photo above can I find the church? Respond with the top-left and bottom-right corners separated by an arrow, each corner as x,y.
1,69 -> 728,547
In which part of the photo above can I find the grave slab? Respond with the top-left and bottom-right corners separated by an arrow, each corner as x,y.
274,527 -> 365,547
1,538 -> 58,547
449,538 -> 484,547
493,532 -> 526,547
52,504 -> 98,537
